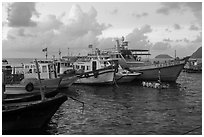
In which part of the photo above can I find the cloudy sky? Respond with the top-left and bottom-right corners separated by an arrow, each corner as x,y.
2,2 -> 202,58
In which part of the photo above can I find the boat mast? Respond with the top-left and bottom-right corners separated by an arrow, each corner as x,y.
34,59 -> 45,101
59,49 -> 61,59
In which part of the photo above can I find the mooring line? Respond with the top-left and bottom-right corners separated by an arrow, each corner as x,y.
182,126 -> 202,135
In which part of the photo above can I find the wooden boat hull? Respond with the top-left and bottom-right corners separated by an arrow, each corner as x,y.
21,77 -> 62,89
183,68 -> 202,73
129,57 -> 190,82
115,73 -> 141,83
3,89 -> 59,104
75,68 -> 115,84
59,76 -> 78,88
2,94 -> 67,132
131,63 -> 185,82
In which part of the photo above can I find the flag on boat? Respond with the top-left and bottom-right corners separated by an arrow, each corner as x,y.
42,48 -> 47,52
88,44 -> 93,48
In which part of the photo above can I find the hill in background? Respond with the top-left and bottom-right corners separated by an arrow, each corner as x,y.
191,47 -> 202,58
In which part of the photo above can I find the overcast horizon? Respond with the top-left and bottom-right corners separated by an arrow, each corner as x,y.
2,2 -> 202,58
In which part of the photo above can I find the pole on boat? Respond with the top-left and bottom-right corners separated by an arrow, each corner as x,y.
34,59 -> 45,101
2,71 -> 6,101
158,69 -> 161,84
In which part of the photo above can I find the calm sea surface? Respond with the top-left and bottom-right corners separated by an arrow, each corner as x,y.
4,58 -> 202,135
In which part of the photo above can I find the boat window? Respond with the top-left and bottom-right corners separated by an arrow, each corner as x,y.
29,69 -> 32,73
81,66 -> 85,70
42,65 -> 47,73
76,65 -> 79,69
25,65 -> 29,69
34,68 -> 37,73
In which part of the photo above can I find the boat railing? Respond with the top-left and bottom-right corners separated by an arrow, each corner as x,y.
154,60 -> 183,68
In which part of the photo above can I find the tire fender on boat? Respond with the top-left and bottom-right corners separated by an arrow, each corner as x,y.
94,71 -> 98,78
25,82 -> 34,92
85,73 -> 89,78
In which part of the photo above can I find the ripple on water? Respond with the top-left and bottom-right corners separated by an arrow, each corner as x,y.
47,72 -> 201,135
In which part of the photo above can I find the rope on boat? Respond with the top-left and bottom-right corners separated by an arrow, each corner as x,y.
182,125 -> 201,135
113,76 -> 119,88
69,96 -> 85,113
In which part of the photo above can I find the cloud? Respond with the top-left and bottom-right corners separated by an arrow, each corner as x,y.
175,39 -> 183,43
192,32 -> 202,43
165,28 -> 172,33
151,42 -> 171,51
156,7 -> 170,15
185,2 -> 202,25
98,37 -> 115,49
156,2 -> 202,25
183,38 -> 190,43
3,4 -> 112,57
132,12 -> 148,18
110,9 -> 118,15
7,2 -> 39,27
163,38 -> 173,42
189,24 -> 199,31
173,24 -> 181,30
125,25 -> 152,49
156,2 -> 181,15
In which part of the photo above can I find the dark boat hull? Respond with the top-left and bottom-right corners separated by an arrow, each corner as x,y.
2,94 -> 67,132
3,89 -> 59,104
131,63 -> 185,82
129,56 -> 190,82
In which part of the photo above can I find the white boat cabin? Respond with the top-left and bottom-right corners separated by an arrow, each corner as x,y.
23,60 -> 57,79
73,58 -> 111,73
55,60 -> 74,74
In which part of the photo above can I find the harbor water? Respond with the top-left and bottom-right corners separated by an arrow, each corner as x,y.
47,72 -> 201,135
4,58 -> 202,135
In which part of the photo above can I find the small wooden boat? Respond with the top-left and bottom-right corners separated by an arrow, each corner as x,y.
58,70 -> 79,88
115,69 -> 141,83
108,59 -> 141,83
3,89 -> 59,104
101,37 -> 190,82
2,94 -> 67,132
73,57 -> 116,84
2,59 -> 68,132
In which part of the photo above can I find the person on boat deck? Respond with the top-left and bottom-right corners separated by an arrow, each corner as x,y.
133,55 -> 137,60
29,69 -> 32,73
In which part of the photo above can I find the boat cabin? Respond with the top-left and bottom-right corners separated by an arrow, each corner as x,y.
23,61 -> 57,79
73,58 -> 111,73
55,59 -> 74,74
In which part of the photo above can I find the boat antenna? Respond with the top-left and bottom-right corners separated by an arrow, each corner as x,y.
115,39 -> 120,52
158,69 -> 161,84
59,49 -> 61,59
42,47 -> 48,60
67,47 -> 69,57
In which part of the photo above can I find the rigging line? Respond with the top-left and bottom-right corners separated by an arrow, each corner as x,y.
69,96 -> 85,114
182,126 -> 202,135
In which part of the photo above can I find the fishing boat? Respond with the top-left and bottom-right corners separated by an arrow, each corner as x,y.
3,89 -> 59,104
183,58 -> 202,73
102,37 -> 190,82
21,59 -> 78,89
73,55 -> 116,84
2,61 -> 68,132
107,59 -> 141,83
4,60 -> 63,94
2,94 -> 67,132
114,64 -> 141,83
